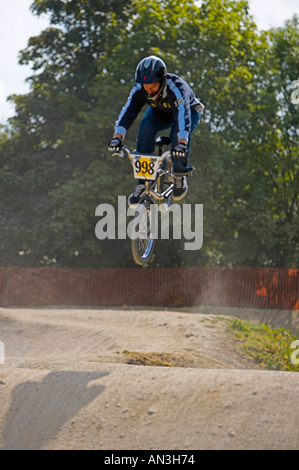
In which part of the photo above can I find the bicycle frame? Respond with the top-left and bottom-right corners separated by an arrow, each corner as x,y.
113,146 -> 175,202
111,139 -> 188,266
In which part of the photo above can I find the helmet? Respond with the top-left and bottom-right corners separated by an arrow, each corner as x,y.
135,56 -> 167,85
135,56 -> 167,100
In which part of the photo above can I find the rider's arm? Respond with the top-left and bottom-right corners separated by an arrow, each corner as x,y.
167,76 -> 193,143
113,133 -> 123,141
173,92 -> 191,143
114,84 -> 145,140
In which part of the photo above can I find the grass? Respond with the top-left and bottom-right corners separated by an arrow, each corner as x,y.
121,350 -> 205,368
227,318 -> 299,372
122,350 -> 175,367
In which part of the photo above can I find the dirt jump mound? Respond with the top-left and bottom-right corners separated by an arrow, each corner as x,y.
0,308 -> 298,450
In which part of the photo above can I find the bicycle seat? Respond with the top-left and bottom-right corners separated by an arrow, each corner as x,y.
155,136 -> 171,147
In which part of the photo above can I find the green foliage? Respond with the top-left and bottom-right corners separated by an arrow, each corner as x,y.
227,318 -> 299,371
0,0 -> 298,267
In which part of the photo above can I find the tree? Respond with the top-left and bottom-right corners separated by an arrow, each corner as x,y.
0,1 -> 297,268
0,0 -> 137,266
203,15 -> 299,268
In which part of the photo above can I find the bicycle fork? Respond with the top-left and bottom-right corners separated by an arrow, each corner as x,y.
144,171 -> 175,202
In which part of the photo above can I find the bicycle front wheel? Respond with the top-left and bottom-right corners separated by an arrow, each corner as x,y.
156,153 -> 173,212
130,200 -> 156,266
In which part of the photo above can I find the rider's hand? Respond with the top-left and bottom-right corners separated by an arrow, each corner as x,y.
172,143 -> 187,158
108,137 -> 122,152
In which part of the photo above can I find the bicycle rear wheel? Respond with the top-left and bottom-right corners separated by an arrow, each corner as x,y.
130,200 -> 156,266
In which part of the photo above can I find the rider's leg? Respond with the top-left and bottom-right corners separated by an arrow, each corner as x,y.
136,107 -> 173,154
130,108 -> 201,204
129,108 -> 173,207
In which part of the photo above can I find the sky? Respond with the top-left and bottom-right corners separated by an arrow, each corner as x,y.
0,0 -> 298,124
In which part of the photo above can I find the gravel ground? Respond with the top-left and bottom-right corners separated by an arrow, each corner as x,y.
0,307 -> 298,450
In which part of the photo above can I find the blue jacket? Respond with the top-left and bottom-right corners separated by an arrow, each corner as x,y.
115,73 -> 204,141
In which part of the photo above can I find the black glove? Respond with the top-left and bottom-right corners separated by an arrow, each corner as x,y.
108,137 -> 122,152
172,143 -> 187,158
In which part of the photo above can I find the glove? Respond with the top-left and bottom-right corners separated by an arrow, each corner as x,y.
108,137 -> 122,152
172,143 -> 187,158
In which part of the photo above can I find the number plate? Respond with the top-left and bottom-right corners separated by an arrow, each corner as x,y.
132,155 -> 163,180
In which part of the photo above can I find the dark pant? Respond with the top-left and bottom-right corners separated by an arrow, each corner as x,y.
136,107 -> 201,173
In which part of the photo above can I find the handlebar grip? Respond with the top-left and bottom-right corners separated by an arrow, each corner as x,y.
112,147 -> 130,159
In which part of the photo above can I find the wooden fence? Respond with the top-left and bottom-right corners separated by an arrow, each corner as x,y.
0,266 -> 298,309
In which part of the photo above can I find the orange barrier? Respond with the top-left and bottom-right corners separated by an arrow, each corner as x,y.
0,266 -> 298,309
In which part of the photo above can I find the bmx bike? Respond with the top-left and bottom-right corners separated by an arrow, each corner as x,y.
112,136 -> 193,266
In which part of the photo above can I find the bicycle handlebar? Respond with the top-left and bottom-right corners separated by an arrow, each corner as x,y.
112,146 -> 130,159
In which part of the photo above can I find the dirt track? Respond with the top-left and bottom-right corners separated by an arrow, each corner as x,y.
0,307 -> 298,450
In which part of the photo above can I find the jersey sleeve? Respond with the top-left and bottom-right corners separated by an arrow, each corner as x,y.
167,79 -> 191,141
115,84 -> 145,139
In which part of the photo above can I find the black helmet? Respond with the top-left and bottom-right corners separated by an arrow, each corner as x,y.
135,55 -> 167,85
